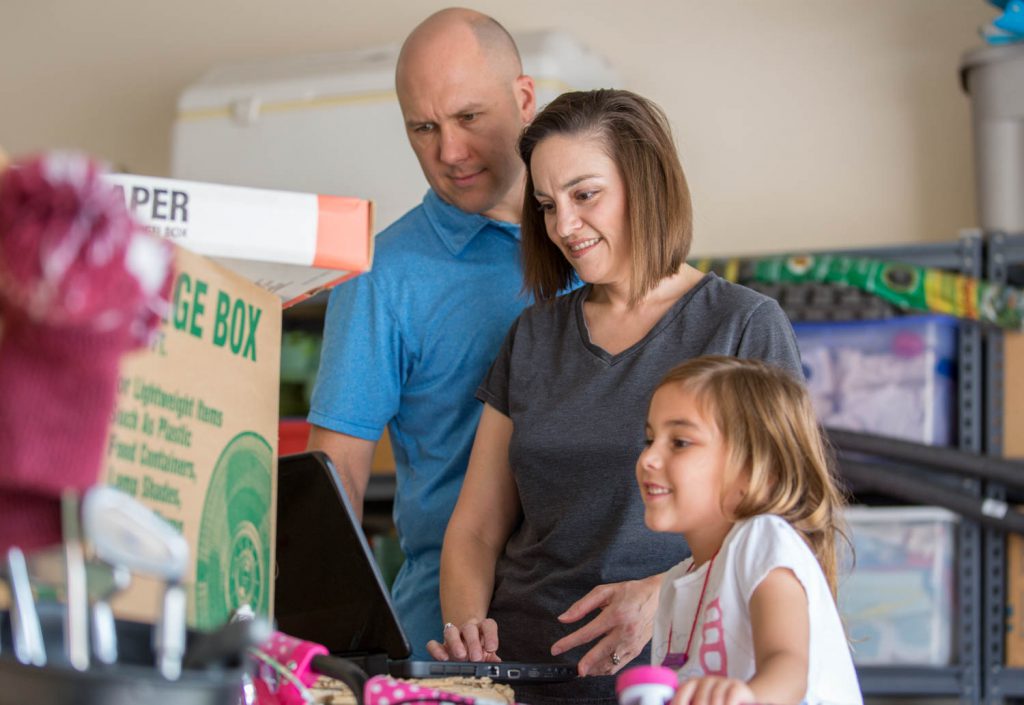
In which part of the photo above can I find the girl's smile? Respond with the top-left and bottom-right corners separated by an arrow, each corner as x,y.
642,482 -> 672,498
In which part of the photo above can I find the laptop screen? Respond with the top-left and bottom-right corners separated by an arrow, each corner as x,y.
275,451 -> 411,660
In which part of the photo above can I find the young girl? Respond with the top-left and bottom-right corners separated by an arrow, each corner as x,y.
638,355 -> 862,705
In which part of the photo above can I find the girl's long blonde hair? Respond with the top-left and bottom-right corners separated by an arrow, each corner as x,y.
656,355 -> 850,599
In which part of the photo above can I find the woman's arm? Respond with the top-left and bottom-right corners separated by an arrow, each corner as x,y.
425,403 -> 522,662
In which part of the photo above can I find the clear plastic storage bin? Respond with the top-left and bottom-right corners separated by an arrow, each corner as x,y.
839,506 -> 958,666
794,314 -> 958,446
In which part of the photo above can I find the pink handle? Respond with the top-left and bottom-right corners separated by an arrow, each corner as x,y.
616,665 -> 680,693
261,631 -> 329,705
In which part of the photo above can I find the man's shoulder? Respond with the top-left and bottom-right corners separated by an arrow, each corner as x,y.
374,201 -> 435,251
358,202 -> 448,286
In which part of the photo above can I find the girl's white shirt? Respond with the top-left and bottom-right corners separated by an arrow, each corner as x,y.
652,514 -> 862,705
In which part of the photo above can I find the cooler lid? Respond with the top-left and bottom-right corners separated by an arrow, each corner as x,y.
176,30 -> 618,120
177,44 -> 400,115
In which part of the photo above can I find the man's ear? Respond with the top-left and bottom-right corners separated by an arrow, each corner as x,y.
515,75 -> 537,123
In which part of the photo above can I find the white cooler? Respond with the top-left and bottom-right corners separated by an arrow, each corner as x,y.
171,31 -> 618,233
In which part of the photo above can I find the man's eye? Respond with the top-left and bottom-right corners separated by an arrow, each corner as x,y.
461,113 -> 478,122
413,124 -> 434,134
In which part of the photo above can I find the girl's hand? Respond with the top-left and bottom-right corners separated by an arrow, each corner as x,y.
425,618 -> 502,662
672,676 -> 756,705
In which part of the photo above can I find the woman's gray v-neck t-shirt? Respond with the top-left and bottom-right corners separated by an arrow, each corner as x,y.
475,273 -> 802,705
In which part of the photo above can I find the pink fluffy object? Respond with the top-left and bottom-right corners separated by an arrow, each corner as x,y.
0,153 -> 174,552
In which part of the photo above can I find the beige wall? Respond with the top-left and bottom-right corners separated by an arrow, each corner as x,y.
0,0 -> 996,256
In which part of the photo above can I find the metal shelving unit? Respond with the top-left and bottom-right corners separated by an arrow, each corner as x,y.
982,232 -> 1024,705
821,236 -> 984,705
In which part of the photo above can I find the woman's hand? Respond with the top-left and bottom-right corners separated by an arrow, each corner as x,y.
549,573 -> 663,676
426,618 -> 502,663
672,676 -> 756,705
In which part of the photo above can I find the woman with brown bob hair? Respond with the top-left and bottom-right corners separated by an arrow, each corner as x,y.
518,89 -> 694,306
428,89 -> 803,705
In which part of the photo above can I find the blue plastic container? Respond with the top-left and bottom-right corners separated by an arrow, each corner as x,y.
840,506 -> 957,665
793,314 -> 958,446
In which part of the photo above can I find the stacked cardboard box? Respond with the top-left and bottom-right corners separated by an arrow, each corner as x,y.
102,176 -> 372,628
1001,333 -> 1024,665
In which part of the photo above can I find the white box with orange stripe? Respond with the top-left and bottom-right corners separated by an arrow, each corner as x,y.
106,173 -> 374,308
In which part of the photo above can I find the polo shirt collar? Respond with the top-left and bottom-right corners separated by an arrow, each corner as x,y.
422,189 -> 521,256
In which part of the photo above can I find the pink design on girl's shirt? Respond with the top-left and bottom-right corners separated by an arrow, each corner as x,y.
698,598 -> 728,675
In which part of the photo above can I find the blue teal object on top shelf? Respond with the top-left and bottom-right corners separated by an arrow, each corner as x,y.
983,0 -> 1024,44
997,0 -> 1024,32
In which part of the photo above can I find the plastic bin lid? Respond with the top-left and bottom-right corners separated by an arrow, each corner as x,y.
844,505 -> 960,524
790,312 -> 959,331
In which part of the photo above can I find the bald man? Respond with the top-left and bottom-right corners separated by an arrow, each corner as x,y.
306,9 -> 536,658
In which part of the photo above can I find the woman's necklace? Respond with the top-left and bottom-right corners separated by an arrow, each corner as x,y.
661,551 -> 718,669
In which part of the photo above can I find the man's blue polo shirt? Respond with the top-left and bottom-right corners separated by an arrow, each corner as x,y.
308,189 -> 528,658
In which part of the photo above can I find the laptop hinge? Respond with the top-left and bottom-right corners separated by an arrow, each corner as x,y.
341,653 -> 390,676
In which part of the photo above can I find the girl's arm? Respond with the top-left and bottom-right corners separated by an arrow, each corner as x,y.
746,567 -> 810,703
425,403 -> 522,662
673,567 -> 809,705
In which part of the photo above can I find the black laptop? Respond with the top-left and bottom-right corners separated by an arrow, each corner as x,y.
275,451 -> 577,684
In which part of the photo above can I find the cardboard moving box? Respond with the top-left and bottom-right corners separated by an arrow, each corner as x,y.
1004,332 -> 1024,459
1007,528 -> 1024,667
1002,332 -> 1024,665
98,174 -> 371,627
104,245 -> 281,629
